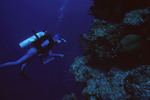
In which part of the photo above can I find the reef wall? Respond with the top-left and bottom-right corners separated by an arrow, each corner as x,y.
69,0 -> 150,100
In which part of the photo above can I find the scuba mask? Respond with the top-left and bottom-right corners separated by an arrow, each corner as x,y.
53,34 -> 66,43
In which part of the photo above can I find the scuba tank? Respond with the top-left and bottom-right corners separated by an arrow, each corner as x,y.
19,31 -> 46,48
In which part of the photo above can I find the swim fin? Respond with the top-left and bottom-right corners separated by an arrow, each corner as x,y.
20,72 -> 30,81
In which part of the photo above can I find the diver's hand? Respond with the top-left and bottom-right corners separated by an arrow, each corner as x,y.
60,54 -> 64,58
50,53 -> 64,57
38,54 -> 43,57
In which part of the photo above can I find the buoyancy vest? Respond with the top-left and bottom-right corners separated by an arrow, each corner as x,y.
32,34 -> 54,54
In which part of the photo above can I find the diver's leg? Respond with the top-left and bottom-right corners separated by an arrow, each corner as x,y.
20,61 -> 31,80
16,48 -> 37,66
0,48 -> 37,68
0,62 -> 19,68
21,61 -> 31,72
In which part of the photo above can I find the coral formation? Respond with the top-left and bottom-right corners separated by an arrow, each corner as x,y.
70,57 -> 150,99
80,20 -> 122,60
123,7 -> 150,25
69,1 -> 150,99
80,6 -> 150,70
124,65 -> 150,99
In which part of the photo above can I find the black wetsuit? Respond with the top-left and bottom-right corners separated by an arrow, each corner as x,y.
32,34 -> 54,54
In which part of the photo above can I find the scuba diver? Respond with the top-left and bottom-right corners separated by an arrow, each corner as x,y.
0,30 -> 66,80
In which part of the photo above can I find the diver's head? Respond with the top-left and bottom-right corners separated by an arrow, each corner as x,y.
53,34 -> 66,45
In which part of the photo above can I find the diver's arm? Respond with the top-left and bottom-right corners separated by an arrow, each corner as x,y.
41,40 -> 49,47
38,51 -> 55,65
48,50 -> 64,57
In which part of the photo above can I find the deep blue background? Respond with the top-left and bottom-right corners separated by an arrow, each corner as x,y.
0,0 -> 93,100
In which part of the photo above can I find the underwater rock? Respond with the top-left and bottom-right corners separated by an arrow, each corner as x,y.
120,34 -> 143,53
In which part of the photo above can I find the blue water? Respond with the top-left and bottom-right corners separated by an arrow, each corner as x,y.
0,0 -> 93,100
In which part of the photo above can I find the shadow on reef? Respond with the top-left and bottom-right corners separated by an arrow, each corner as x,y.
85,40 -> 150,71
88,0 -> 150,23
67,1 -> 150,99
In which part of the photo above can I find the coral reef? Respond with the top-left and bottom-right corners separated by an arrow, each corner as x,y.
80,20 -> 122,60
69,1 -> 150,99
123,7 -> 150,25
70,57 -> 150,99
80,6 -> 150,70
124,65 -> 150,99
70,56 -> 105,83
